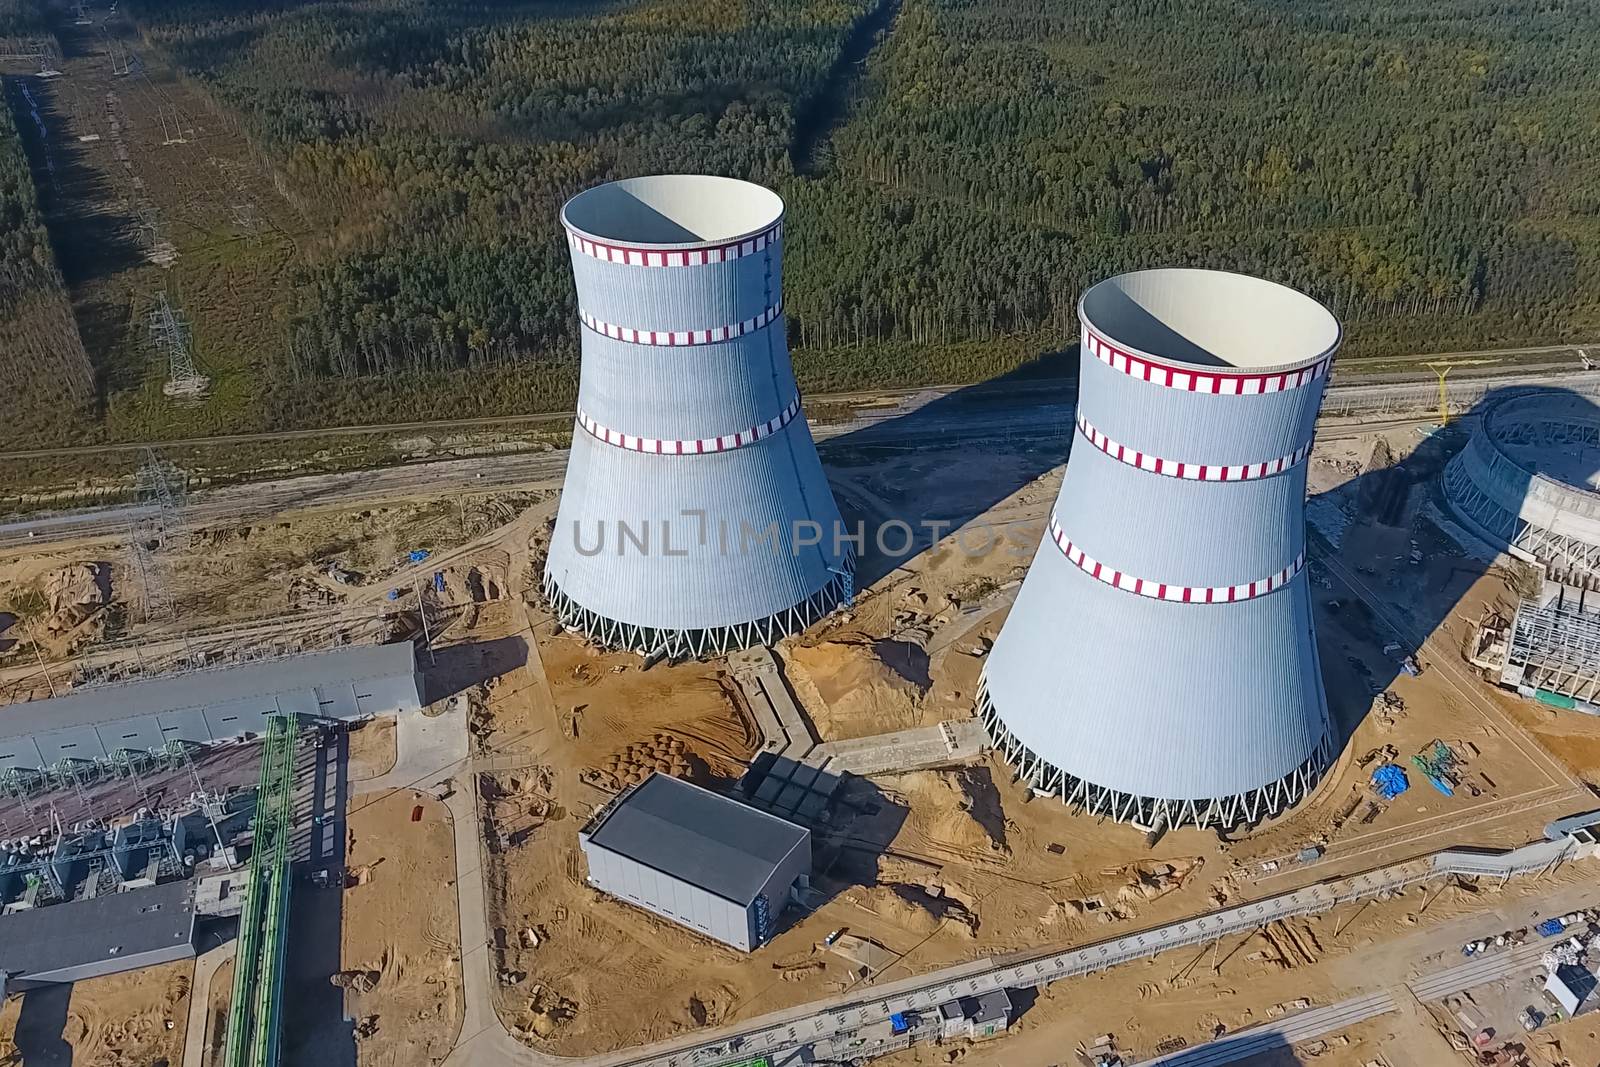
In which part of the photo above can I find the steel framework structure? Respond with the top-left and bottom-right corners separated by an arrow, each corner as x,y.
543,552 -> 853,658
223,715 -> 298,1067
149,292 -> 210,398
978,680 -> 1332,830
0,740 -> 196,804
1501,597 -> 1600,703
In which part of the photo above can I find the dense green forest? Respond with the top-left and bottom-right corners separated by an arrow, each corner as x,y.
7,0 -> 1600,437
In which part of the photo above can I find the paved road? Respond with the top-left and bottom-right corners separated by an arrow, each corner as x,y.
1142,922 -> 1574,1064
9,369 -> 1599,552
2,341 -> 1591,462
182,941 -> 237,1067
1143,991 -> 1399,1065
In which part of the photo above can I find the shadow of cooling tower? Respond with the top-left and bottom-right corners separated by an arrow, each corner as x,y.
817,349 -> 1077,585
821,363 -> 1598,826
1310,385 -> 1598,759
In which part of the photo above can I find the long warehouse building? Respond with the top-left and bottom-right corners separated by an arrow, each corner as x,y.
0,642 -> 423,775
980,269 -> 1340,830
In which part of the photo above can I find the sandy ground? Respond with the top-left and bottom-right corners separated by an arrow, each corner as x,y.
872,860 -> 1600,1064
465,424 -> 1600,1058
0,489 -> 550,704
341,789 -> 464,1066
0,406 -> 1591,1063
347,719 -> 398,783
0,959 -> 192,1066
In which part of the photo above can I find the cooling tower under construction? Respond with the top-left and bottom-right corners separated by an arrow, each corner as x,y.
543,175 -> 853,657
980,269 -> 1340,830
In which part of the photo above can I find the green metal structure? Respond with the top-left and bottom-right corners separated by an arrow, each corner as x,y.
224,714 -> 300,1067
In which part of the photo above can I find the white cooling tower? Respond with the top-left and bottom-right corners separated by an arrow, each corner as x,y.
543,175 -> 853,657
980,269 -> 1341,829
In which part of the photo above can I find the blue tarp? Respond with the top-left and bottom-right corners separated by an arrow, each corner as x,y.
1371,763 -> 1409,799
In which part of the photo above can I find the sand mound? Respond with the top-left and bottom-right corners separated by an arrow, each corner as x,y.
44,562 -> 110,634
844,885 -> 942,935
585,734 -> 707,791
781,637 -> 930,741
887,768 -> 1009,857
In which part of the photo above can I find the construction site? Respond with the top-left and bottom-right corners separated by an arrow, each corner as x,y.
1,172 -> 1600,1067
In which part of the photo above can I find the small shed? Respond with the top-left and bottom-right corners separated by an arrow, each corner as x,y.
938,988 -> 1013,1040
1546,964 -> 1599,1016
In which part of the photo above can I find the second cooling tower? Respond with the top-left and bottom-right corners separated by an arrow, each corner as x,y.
544,175 -> 852,657
981,269 -> 1340,829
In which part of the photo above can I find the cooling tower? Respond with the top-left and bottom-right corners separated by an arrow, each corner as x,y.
543,175 -> 853,657
980,269 -> 1341,829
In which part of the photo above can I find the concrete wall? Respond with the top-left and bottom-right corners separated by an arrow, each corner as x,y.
581,840 -> 752,951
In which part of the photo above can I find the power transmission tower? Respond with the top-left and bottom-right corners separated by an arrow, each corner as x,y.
127,448 -> 186,623
149,292 -> 210,398
157,102 -> 188,145
134,446 -> 186,515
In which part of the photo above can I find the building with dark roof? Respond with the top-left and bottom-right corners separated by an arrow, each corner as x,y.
938,989 -> 1012,1040
578,773 -> 810,951
0,642 -> 422,775
0,878 -> 196,989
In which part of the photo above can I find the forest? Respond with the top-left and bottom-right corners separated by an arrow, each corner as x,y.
5,0 -> 1600,435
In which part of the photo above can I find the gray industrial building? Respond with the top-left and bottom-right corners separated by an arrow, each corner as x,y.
0,878 -> 196,989
0,642 -> 423,775
579,773 -> 810,951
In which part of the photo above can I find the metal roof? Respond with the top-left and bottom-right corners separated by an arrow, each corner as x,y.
583,774 -> 809,906
0,642 -> 417,740
0,878 -> 195,983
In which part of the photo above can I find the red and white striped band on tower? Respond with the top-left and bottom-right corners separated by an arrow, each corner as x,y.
576,394 -> 802,455
565,224 -> 783,267
1047,514 -> 1306,603
1075,414 -> 1313,481
579,301 -> 783,347
1084,325 -> 1333,395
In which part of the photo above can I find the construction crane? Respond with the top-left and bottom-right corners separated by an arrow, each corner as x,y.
1424,361 -> 1454,427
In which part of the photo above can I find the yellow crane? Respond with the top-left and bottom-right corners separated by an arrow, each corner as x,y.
1424,361 -> 1454,427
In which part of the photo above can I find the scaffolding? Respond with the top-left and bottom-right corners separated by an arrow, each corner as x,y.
1501,588 -> 1600,704
224,715 -> 299,1067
